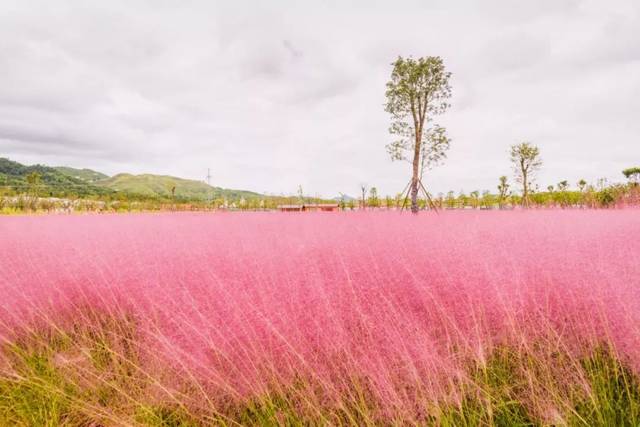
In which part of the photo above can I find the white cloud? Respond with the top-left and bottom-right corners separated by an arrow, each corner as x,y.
1,0 -> 638,196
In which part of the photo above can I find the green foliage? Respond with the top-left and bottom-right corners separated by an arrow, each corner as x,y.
0,346 -> 80,426
3,324 -> 640,426
439,345 -> 640,427
0,315 -> 146,426
385,55 -> 452,212
596,188 -> 616,207
571,346 -> 640,426
367,187 -> 380,207
497,176 -> 510,202
510,143 -> 542,208
0,157 -> 114,199
623,167 -> 640,184
136,405 -> 201,426
384,55 -> 452,167
99,173 -> 261,201
577,179 -> 587,192
440,346 -> 535,426
3,158 -> 336,213
54,166 -> 109,182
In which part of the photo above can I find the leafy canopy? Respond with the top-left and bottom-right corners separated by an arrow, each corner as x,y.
623,167 -> 640,182
510,142 -> 542,183
497,176 -> 510,198
384,56 -> 452,171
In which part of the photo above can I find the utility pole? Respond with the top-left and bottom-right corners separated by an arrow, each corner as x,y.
206,168 -> 212,206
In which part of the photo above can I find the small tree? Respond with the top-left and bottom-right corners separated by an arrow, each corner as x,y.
510,142 -> 542,208
368,187 -> 380,208
458,191 -> 469,208
394,193 -> 403,208
557,180 -> 569,208
481,190 -> 494,209
469,190 -> 480,209
384,195 -> 393,209
577,179 -> 587,192
26,171 -> 41,199
497,176 -> 510,209
623,167 -> 640,185
596,177 -> 608,191
360,184 -> 368,210
385,56 -> 452,213
445,190 -> 456,209
165,181 -> 177,208
577,179 -> 587,208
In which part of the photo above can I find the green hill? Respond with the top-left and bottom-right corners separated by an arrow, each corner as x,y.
54,166 -> 109,182
1,158 -> 264,202
0,158 -> 113,197
98,173 -> 261,201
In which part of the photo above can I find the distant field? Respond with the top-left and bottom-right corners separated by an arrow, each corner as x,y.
1,211 -> 640,425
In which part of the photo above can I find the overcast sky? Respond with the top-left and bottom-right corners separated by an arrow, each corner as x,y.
1,0 -> 638,197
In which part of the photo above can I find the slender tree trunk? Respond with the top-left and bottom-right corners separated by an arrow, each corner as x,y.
522,173 -> 529,208
410,131 -> 421,213
361,187 -> 366,210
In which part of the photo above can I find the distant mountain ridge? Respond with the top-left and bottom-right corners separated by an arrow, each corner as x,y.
54,166 -> 109,182
99,173 -> 261,200
0,157 -> 113,197
333,194 -> 356,202
1,157 -> 264,201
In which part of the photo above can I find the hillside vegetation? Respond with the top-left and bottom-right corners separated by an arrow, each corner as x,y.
0,158 -> 265,204
98,173 -> 261,200
0,158 -> 113,198
54,166 -> 109,182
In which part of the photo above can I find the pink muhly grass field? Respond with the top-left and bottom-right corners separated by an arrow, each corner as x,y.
1,210 -> 639,422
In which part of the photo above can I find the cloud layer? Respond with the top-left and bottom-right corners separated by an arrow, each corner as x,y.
1,0 -> 638,196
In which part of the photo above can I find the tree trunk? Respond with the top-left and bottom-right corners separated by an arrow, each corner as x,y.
410,138 -> 421,214
410,177 -> 419,213
361,188 -> 366,210
522,173 -> 529,208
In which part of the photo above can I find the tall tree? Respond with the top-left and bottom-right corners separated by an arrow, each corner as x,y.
510,142 -> 542,208
385,56 -> 452,213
